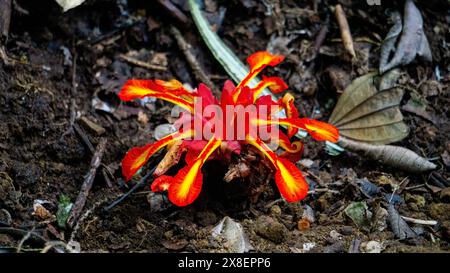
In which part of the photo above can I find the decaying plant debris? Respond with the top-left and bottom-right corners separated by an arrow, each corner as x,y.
0,0 -> 449,253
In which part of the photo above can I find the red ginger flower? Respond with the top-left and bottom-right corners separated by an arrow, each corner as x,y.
118,51 -> 339,207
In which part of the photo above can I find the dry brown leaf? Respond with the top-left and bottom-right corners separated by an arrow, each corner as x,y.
329,70 -> 408,145
379,0 -> 432,73
32,203 -> 54,221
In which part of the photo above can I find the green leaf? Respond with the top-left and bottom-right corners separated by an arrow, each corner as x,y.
344,201 -> 371,230
57,194 -> 73,229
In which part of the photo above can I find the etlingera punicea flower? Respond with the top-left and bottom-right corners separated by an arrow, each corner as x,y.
118,51 -> 339,207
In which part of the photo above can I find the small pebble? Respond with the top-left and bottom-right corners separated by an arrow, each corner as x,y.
339,226 -> 353,235
255,215 -> 288,243
363,241 -> 383,253
270,205 -> 282,216
440,187 -> 450,203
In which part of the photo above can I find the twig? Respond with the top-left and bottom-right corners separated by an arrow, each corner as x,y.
104,165 -> 157,212
68,194 -> 120,245
314,23 -> 328,52
119,53 -> 167,72
88,20 -> 137,45
13,0 -> 29,15
401,216 -> 437,226
404,184 -> 425,191
73,123 -> 113,187
334,4 -> 356,59
308,188 -> 339,194
73,123 -> 95,153
0,45 -> 15,65
170,25 -> 220,97
16,228 -> 33,253
348,238 -> 361,253
0,227 -> 47,245
67,138 -> 108,228
157,0 -> 189,25
305,170 -> 326,187
0,0 -> 11,43
61,53 -> 78,138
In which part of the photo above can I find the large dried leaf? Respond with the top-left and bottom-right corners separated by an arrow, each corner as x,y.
338,107 -> 404,130
334,88 -> 404,127
379,0 -> 432,73
339,122 -> 409,144
329,71 -> 408,145
379,11 -> 402,71
387,204 -> 417,240
329,72 -> 378,124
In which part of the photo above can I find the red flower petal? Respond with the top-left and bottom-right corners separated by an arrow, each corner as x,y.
121,131 -> 192,181
234,51 -> 285,100
151,175 -> 173,192
122,143 -> 159,182
246,136 -> 308,202
168,162 -> 203,207
118,80 -> 195,112
296,118 -> 339,142
250,76 -> 288,101
274,157 -> 308,202
277,118 -> 339,142
280,93 -> 299,137
168,138 -> 222,206
247,51 -> 285,71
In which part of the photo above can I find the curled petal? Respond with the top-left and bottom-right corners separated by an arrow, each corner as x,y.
279,140 -> 304,163
168,138 -> 222,206
119,80 -> 195,112
279,93 -> 299,137
277,132 -> 304,163
121,130 -> 192,181
251,76 -> 288,102
234,51 -> 285,100
247,51 -> 285,72
151,175 -> 173,192
278,132 -> 303,153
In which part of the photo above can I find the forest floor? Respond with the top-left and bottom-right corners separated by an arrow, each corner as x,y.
0,0 -> 449,253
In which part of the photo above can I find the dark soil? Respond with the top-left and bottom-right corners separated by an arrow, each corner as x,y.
0,0 -> 449,253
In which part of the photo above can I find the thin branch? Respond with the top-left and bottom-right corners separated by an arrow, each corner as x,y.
119,53 -> 167,72
103,166 -> 156,212
401,216 -> 437,226
67,138 -> 108,228
334,4 -> 356,59
170,25 -> 219,97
